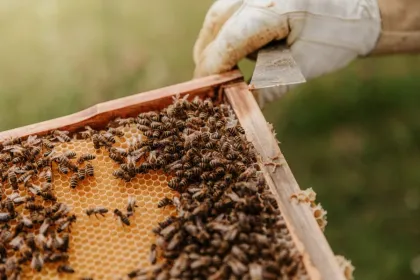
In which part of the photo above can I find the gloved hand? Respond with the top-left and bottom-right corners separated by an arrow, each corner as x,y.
193,0 -> 381,106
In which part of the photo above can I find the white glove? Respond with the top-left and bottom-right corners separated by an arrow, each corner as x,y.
193,0 -> 381,106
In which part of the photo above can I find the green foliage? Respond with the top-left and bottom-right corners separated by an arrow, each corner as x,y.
0,2 -> 419,279
264,58 -> 420,279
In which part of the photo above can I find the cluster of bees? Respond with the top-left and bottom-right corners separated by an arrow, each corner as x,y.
105,95 -> 308,280
0,132 -> 85,279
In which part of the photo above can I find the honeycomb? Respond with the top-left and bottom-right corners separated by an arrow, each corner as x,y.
19,125 -> 176,280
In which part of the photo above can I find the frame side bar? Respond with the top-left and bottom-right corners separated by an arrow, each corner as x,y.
225,82 -> 345,280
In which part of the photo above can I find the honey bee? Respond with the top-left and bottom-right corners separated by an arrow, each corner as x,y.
174,170 -> 184,177
57,233 -> 69,252
157,197 -> 173,208
9,235 -> 24,250
30,252 -> 44,272
119,164 -> 135,177
58,164 -> 69,175
192,188 -> 208,201
86,163 -> 94,177
85,206 -> 108,218
149,244 -> 157,265
70,174 -> 79,189
160,223 -> 179,242
114,209 -> 130,226
1,136 -> 21,146
57,264 -> 75,274
200,171 -> 212,181
161,128 -> 177,138
198,111 -> 208,119
168,162 -> 183,172
152,216 -> 176,235
92,134 -> 101,149
45,252 -> 69,263
57,214 -> 77,232
54,155 -> 77,171
204,141 -> 217,149
11,156 -> 24,164
25,202 -> 44,211
42,139 -> 55,149
17,170 -> 35,184
109,152 -> 124,163
237,167 -> 256,182
107,127 -> 124,137
19,215 -> 33,229
0,153 -> 12,162
112,170 -> 131,182
28,146 -> 42,159
168,178 -> 182,192
110,147 -> 128,157
126,196 -> 138,217
7,169 -> 18,190
5,199 -> 15,218
29,211 -> 45,225
80,126 -> 97,139
52,130 -> 71,142
215,167 -> 225,176
191,96 -> 202,107
99,133 -> 113,147
166,231 -> 183,251
35,158 -> 50,169
78,168 -> 86,180
128,268 -> 148,279
192,200 -> 211,217
77,153 -> 96,164
0,243 -> 6,262
115,117 -> 135,126
137,116 -> 151,126
40,191 -> 57,202
152,130 -> 161,138
102,132 -> 116,144
64,151 -> 76,159
43,167 -> 52,183
137,124 -> 150,132
150,121 -> 163,130
39,218 -> 51,236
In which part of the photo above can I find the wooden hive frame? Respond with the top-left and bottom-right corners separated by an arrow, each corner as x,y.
0,70 -> 345,280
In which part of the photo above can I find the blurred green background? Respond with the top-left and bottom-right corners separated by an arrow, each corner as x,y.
0,2 -> 419,279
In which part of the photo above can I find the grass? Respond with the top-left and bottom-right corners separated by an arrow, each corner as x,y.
0,2 -> 419,279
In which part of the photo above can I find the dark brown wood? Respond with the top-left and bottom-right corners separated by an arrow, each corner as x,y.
0,70 -> 242,140
225,82 -> 345,280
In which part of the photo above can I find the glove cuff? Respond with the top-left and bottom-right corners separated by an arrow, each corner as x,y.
371,0 -> 420,54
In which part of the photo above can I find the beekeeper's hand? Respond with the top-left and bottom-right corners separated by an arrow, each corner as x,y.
193,0 -> 420,106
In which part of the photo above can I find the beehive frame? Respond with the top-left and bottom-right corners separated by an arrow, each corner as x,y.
0,70 -> 345,280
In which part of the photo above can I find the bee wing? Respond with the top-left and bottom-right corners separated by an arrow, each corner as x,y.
8,193 -> 19,200
55,135 -> 65,143
9,235 -> 23,248
127,196 -> 136,206
28,185 -> 41,195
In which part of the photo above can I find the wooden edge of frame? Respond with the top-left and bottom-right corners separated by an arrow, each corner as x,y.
224,82 -> 345,280
0,70 -> 243,140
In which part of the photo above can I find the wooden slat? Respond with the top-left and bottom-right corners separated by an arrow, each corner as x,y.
0,70 -> 242,140
225,82 -> 345,280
